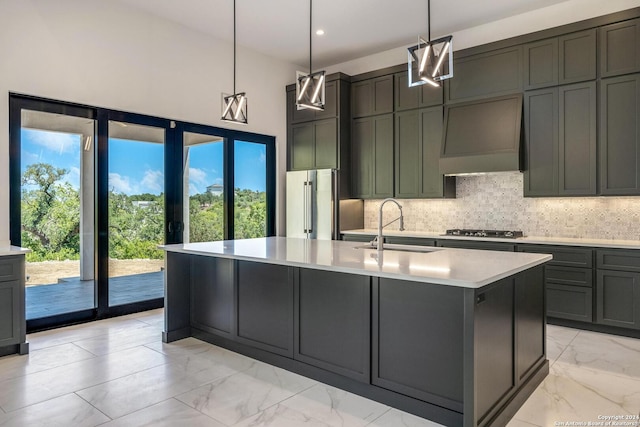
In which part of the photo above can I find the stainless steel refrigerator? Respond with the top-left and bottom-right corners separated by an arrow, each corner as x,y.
286,169 -> 363,240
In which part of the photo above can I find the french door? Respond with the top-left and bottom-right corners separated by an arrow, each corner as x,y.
10,94 -> 276,331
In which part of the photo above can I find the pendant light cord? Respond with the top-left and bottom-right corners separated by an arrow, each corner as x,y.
309,0 -> 313,74
233,0 -> 237,94
427,0 -> 431,42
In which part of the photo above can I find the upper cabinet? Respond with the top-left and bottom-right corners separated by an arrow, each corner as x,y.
446,46 -> 522,103
351,75 -> 394,118
600,18 -> 640,78
394,71 -> 443,111
286,74 -> 351,172
524,82 -> 597,197
523,29 -> 596,90
351,114 -> 394,199
600,73 -> 640,195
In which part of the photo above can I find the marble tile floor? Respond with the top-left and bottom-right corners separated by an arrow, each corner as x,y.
0,311 -> 638,426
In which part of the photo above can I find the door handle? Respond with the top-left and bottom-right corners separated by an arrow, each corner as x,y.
307,181 -> 313,233
303,182 -> 308,233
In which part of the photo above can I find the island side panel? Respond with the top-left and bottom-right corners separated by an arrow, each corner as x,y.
294,268 -> 371,383
372,277 -> 465,413
236,261 -> 294,357
516,265 -> 546,381
163,252 -> 192,342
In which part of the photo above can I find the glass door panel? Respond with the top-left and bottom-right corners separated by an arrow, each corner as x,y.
183,132 -> 225,243
107,121 -> 165,306
234,140 -> 267,239
20,110 -> 96,319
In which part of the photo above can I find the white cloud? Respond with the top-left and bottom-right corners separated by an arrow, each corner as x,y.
109,173 -> 132,194
188,167 -> 207,185
30,130 -> 79,154
60,166 -> 81,189
140,169 -> 163,193
259,152 -> 266,163
189,183 -> 200,196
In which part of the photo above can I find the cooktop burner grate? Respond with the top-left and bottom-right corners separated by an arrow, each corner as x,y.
445,229 -> 524,238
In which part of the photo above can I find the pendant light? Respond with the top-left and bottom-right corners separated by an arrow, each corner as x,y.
407,0 -> 453,88
296,0 -> 325,111
221,0 -> 248,124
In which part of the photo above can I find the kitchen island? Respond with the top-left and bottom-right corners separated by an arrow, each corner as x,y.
161,237 -> 551,427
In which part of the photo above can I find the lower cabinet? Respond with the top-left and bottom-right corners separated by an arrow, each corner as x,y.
436,240 -> 515,251
373,278 -> 464,410
0,280 -> 20,348
547,283 -> 593,322
295,268 -> 371,382
190,256 -> 235,338
596,270 -> 640,330
237,261 -> 294,357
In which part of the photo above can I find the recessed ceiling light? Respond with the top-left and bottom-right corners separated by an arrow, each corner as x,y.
316,29 -> 325,36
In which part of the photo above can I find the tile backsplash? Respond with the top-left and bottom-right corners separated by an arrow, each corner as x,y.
364,173 -> 640,240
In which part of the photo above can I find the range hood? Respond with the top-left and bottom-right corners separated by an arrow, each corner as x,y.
439,93 -> 523,175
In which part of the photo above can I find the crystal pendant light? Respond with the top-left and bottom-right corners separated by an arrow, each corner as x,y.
407,0 -> 453,88
221,0 -> 248,124
296,0 -> 325,111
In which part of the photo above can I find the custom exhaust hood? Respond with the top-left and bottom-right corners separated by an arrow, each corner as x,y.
439,93 -> 523,175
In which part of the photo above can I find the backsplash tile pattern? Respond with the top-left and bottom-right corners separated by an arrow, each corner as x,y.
364,173 -> 640,240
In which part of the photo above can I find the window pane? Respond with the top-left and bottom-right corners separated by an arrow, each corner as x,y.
183,132 -> 225,243
234,140 -> 267,239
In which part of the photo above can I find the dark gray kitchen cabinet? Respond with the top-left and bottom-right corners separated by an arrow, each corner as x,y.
600,18 -> 640,78
394,71 -> 443,111
286,74 -> 351,173
351,114 -> 394,199
351,75 -> 393,118
0,256 -> 24,354
395,107 -> 455,199
190,256 -> 235,338
600,73 -> 640,195
295,268 -> 370,382
446,46 -> 522,103
373,277 -> 464,409
547,283 -> 593,323
436,240 -> 515,251
524,38 -> 559,90
524,88 -> 558,196
524,82 -> 596,197
236,261 -> 293,357
596,270 -> 640,330
558,29 -> 596,84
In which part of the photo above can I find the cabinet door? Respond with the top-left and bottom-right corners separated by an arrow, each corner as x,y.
559,82 -> 597,195
547,283 -> 593,322
313,119 -> 337,169
447,46 -> 522,103
352,76 -> 393,118
236,261 -> 293,357
395,110 -> 421,197
314,80 -> 338,120
524,88 -> 559,196
600,74 -> 640,195
351,118 -> 373,198
600,18 -> 640,78
190,256 -> 235,338
524,38 -> 559,90
559,29 -> 596,84
372,75 -> 394,115
295,268 -> 370,382
290,91 -> 316,124
0,280 -> 19,347
372,114 -> 394,198
289,122 -> 314,171
351,80 -> 372,118
421,106 -> 452,198
596,270 -> 640,330
395,71 -> 443,111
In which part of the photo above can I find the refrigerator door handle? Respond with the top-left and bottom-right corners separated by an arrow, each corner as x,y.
303,182 -> 308,234
307,180 -> 313,233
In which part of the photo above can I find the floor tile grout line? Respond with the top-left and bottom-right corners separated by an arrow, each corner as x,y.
73,392 -> 113,423
552,358 -> 640,384
364,407 -> 393,426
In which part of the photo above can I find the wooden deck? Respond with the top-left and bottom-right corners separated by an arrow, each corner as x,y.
26,272 -> 164,319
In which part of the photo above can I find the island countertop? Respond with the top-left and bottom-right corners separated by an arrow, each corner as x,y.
160,237 -> 551,289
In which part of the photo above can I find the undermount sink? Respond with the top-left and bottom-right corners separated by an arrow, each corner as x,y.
353,243 -> 443,253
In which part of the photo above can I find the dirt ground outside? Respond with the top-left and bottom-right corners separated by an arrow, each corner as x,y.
26,259 -> 165,286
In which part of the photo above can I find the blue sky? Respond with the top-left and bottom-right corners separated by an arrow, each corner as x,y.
21,129 -> 266,195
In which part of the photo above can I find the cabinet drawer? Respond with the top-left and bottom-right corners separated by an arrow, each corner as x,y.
546,265 -> 592,288
385,237 -> 436,247
437,240 -> 515,252
547,283 -> 593,322
342,234 -> 374,243
518,245 -> 593,268
597,249 -> 640,272
0,258 -> 21,282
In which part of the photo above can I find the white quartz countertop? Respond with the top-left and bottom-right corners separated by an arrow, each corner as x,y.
0,246 -> 31,257
160,237 -> 551,289
342,229 -> 640,249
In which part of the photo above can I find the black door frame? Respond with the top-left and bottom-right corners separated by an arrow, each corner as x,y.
9,93 -> 277,331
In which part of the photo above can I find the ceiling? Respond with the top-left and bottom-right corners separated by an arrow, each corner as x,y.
115,0 -> 571,68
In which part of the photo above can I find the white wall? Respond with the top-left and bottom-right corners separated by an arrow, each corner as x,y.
0,0 -> 299,247
326,0 -> 640,76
